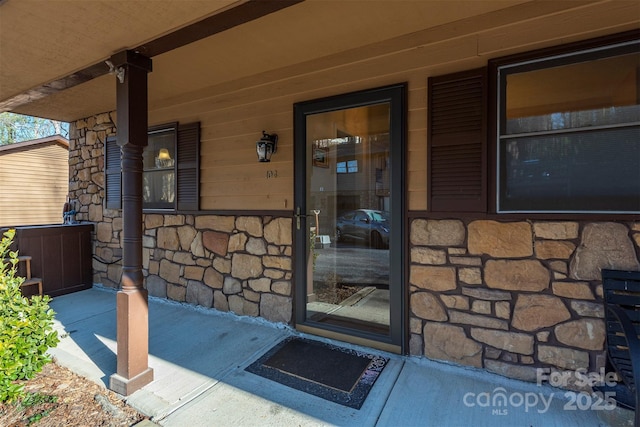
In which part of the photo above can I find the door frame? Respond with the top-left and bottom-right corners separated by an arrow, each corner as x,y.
293,83 -> 407,353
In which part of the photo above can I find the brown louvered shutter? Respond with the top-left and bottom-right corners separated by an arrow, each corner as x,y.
428,68 -> 487,212
105,136 -> 121,210
176,122 -> 200,211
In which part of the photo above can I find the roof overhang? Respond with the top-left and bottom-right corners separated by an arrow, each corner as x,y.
0,135 -> 69,153
2,0 -> 639,123
0,0 -> 302,120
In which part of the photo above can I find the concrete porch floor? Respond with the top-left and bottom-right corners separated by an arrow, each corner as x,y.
48,286 -> 630,426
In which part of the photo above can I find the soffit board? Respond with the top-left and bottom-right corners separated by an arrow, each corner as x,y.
0,0 -> 242,101
6,1 -> 547,121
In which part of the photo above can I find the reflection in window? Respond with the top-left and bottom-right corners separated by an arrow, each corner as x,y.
337,159 -> 358,174
498,45 -> 640,213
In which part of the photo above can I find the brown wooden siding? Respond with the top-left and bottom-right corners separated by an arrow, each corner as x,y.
146,0 -> 638,212
0,141 -> 69,226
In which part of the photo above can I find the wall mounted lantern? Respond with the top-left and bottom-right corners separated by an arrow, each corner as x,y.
256,131 -> 278,162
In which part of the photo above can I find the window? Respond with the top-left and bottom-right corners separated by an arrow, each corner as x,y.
337,159 -> 358,173
144,125 -> 176,209
428,32 -> 639,215
105,122 -> 200,211
497,41 -> 640,213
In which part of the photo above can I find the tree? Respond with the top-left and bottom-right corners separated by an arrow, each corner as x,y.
0,112 -> 69,146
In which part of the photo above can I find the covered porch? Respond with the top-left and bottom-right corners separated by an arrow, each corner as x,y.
49,285 -> 625,426
2,0 -> 639,413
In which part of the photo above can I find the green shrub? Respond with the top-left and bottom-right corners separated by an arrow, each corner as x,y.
0,229 -> 59,402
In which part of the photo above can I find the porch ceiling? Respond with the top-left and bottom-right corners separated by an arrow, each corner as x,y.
0,0 -> 243,116
0,0 -> 556,123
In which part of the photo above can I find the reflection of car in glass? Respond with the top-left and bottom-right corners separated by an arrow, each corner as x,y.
335,209 -> 390,249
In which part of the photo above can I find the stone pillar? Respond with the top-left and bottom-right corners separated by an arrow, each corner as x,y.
108,50 -> 154,396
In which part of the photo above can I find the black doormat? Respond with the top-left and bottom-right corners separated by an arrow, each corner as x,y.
245,337 -> 388,409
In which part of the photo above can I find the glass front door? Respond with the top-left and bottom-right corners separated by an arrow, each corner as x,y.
294,85 -> 405,352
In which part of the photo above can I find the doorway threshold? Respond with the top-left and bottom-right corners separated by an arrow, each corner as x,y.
296,323 -> 400,354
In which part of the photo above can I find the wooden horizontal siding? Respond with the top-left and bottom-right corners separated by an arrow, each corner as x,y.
146,0 -> 638,212
407,79 -> 428,211
0,143 -> 68,226
477,1 -> 639,56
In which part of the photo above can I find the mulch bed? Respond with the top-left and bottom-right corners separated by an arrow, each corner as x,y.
314,283 -> 363,305
0,361 -> 146,426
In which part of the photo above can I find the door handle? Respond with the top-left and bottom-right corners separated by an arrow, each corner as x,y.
295,207 -> 309,230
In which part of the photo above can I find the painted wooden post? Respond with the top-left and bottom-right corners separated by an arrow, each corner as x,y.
108,50 -> 154,396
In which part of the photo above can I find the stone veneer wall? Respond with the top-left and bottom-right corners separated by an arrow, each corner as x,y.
69,111 -> 640,387
67,112 -> 293,324
409,219 -> 640,384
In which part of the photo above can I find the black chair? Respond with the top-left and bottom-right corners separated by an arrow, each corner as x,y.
601,269 -> 640,426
